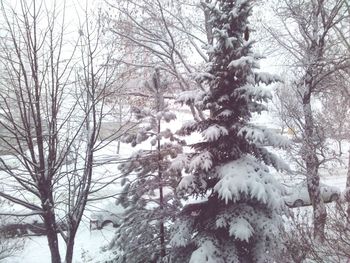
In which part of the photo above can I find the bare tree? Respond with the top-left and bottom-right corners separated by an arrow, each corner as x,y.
57,6 -> 127,263
104,0 -> 211,121
332,2 -> 350,223
0,1 -> 76,261
281,204 -> 350,262
0,199 -> 25,261
0,1 -> 127,262
266,0 -> 347,241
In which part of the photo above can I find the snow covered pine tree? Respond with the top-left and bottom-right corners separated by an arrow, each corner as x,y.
170,0 -> 289,262
109,69 -> 183,262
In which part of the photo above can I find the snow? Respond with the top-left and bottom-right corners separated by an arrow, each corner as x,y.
255,72 -> 281,85
238,124 -> 290,149
189,151 -> 213,172
236,84 -> 273,102
177,90 -> 206,105
2,223 -> 115,263
177,174 -> 195,191
189,240 -> 222,263
1,104 -> 349,262
169,220 -> 191,247
213,155 -> 284,209
170,153 -> 189,171
228,56 -> 257,69
229,218 -> 254,242
0,155 -> 20,170
284,181 -> 341,207
201,124 -> 228,142
238,126 -> 266,144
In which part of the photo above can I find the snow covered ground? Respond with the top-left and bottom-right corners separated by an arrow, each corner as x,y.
3,223 -> 115,263
7,176 -> 346,263
9,175 -> 346,263
0,109 -> 195,262
1,108 -> 349,262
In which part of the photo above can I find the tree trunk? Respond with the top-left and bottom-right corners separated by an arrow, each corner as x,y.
306,159 -> 326,242
158,129 -> 165,258
65,228 -> 77,263
302,90 -> 327,242
154,69 -> 166,259
40,184 -> 61,263
43,212 -> 61,263
346,147 -> 350,225
159,185 -> 165,259
158,117 -> 165,259
202,0 -> 213,47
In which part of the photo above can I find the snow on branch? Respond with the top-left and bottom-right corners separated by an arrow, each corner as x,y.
254,72 -> 282,85
213,155 -> 284,209
189,151 -> 213,172
177,90 -> 206,106
235,84 -> 272,102
170,219 -> 192,247
202,124 -> 228,142
177,175 -> 195,191
228,56 -> 258,70
170,153 -> 189,171
238,125 -> 290,148
253,146 -> 291,172
229,218 -> 254,242
189,240 -> 222,263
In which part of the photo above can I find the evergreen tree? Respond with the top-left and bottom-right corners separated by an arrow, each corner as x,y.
109,69 -> 183,262
170,0 -> 289,262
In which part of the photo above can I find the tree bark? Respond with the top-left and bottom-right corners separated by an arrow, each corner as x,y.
302,87 -> 327,242
42,205 -> 61,263
346,147 -> 350,225
65,227 -> 77,263
155,69 -> 166,259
